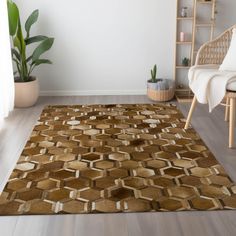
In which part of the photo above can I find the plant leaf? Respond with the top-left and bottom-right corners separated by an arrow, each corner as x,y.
7,0 -> 19,36
13,36 -> 21,52
11,48 -> 20,61
25,9 -> 39,38
25,35 -> 48,45
153,65 -> 157,78
12,58 -> 20,66
31,59 -> 52,66
26,56 -> 33,63
32,38 -> 54,62
16,19 -> 26,54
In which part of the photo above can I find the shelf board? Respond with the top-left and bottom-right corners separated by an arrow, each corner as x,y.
177,17 -> 194,20
176,66 -> 191,69
197,0 -> 214,4
175,90 -> 194,103
176,41 -> 192,45
175,88 -> 191,92
196,23 -> 214,27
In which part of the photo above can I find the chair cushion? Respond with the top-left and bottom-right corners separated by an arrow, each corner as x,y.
219,28 -> 236,72
227,81 -> 236,91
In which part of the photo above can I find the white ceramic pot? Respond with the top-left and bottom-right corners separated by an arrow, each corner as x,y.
14,78 -> 39,108
147,81 -> 157,90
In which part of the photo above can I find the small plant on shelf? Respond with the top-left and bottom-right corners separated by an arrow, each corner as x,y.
182,57 -> 190,67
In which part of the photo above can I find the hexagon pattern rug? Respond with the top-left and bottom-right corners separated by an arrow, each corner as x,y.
0,104 -> 236,215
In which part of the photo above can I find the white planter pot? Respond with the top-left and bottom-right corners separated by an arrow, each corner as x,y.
14,78 -> 39,108
147,81 -> 157,90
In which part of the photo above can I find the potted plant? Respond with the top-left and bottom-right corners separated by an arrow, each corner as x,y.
147,65 -> 175,102
182,57 -> 190,67
147,64 -> 158,89
7,0 -> 54,107
147,65 -> 169,90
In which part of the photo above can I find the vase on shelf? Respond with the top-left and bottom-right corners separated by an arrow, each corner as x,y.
180,7 -> 188,17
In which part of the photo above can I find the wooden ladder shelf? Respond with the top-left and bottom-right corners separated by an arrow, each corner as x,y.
174,0 -> 217,103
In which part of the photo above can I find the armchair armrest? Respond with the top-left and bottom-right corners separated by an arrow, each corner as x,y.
195,25 -> 235,66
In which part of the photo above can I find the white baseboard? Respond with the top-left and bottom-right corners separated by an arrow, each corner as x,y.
40,90 -> 146,96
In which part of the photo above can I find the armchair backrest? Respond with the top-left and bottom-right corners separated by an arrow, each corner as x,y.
196,24 -> 236,65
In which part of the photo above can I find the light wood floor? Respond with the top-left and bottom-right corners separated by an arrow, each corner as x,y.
0,95 -> 236,236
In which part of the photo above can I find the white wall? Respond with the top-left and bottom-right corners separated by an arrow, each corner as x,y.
15,0 -> 176,95
15,0 -> 236,96
215,0 -> 236,36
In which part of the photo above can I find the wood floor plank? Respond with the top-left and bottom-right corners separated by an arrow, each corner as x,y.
0,217 -> 17,235
0,95 -> 236,236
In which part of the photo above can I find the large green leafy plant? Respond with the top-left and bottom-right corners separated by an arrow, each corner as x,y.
7,0 -> 54,82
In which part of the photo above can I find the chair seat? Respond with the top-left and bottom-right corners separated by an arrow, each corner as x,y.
227,81 -> 236,91
191,66 -> 236,92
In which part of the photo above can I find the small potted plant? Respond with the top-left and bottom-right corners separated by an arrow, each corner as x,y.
147,64 -> 158,89
147,65 -> 175,102
182,57 -> 190,67
7,0 -> 54,107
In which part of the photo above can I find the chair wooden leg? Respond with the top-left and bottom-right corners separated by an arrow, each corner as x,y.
225,97 -> 230,122
184,95 -> 197,130
229,97 -> 236,148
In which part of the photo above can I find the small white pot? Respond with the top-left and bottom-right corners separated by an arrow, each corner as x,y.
14,78 -> 39,108
147,81 -> 157,90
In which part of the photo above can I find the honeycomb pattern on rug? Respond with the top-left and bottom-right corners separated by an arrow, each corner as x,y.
0,104 -> 236,215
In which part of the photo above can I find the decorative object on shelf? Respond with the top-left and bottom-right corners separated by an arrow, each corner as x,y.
182,57 -> 190,67
7,0 -> 54,108
180,7 -> 188,17
147,65 -> 175,102
177,84 -> 184,89
180,32 -> 185,42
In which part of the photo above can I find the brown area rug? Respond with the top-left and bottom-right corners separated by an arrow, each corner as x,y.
0,104 -> 236,215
